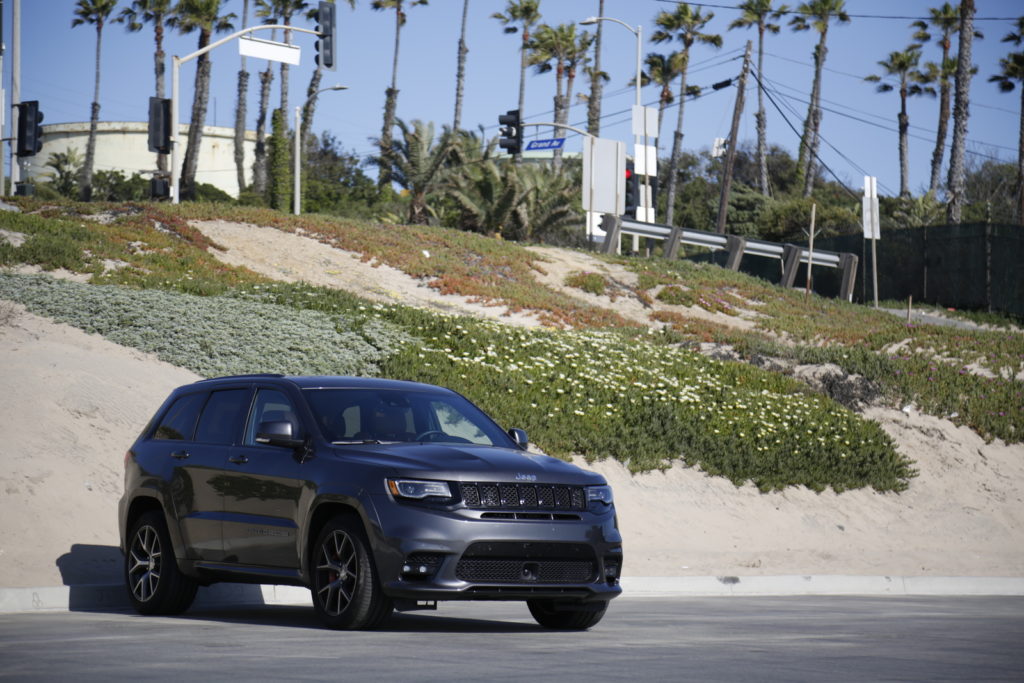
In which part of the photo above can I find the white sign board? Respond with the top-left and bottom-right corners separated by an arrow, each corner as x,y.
582,137 -> 626,216
239,36 -> 301,65
634,143 -> 657,177
632,104 -> 659,140
862,175 -> 880,240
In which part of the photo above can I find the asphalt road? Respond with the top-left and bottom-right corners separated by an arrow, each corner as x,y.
1,596 -> 1022,681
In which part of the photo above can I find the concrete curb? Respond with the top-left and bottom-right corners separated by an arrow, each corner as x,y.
3,576 -> 1023,614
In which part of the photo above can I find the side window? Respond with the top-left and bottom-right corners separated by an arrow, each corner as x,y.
244,389 -> 303,446
152,393 -> 206,441
194,389 -> 251,445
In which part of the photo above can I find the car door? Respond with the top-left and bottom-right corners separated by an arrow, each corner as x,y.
218,387 -> 305,569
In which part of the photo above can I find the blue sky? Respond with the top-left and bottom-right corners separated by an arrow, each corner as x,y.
8,0 -> 1022,198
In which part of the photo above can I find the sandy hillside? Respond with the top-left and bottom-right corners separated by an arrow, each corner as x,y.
1,220 -> 1022,589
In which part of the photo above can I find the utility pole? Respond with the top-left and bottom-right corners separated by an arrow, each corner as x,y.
714,40 -> 751,235
1,0 -> 6,196
9,0 -> 19,190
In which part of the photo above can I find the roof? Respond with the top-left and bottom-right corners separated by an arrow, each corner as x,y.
194,374 -> 451,394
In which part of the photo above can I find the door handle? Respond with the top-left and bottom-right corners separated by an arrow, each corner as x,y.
170,450 -> 190,460
228,454 -> 249,465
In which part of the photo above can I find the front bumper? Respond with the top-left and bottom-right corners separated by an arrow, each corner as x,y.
368,494 -> 623,603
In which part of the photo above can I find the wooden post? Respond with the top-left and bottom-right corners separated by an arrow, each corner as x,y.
805,203 -> 816,301
714,41 -> 752,235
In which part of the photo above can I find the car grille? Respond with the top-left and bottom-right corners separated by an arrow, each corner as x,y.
460,482 -> 586,511
455,542 -> 598,585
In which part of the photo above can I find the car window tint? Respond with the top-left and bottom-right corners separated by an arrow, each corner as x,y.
429,400 -> 491,445
194,389 -> 251,445
244,389 -> 302,445
152,392 -> 205,441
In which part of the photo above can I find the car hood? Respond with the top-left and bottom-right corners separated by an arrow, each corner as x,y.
330,443 -> 606,486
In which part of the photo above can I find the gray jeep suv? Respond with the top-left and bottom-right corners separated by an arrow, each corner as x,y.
119,375 -> 623,629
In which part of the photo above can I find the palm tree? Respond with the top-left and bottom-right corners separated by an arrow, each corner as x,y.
586,0 -> 605,136
491,0 -> 541,162
168,0 -> 236,200
252,50 -> 274,196
946,0 -> 975,223
652,3 -> 722,226
989,17 -> 1024,224
913,3 -> 961,193
445,158 -> 530,237
373,119 -> 452,224
729,0 -> 787,196
637,52 -> 683,133
256,0 -> 309,113
528,23 -> 591,170
790,0 -> 850,197
116,0 -> 175,175
866,47 -> 933,197
372,0 -> 429,189
71,0 -> 118,202
233,0 -> 251,194
452,0 -> 471,131
44,147 -> 85,198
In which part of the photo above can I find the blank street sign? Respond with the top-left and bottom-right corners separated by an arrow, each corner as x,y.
239,36 -> 301,65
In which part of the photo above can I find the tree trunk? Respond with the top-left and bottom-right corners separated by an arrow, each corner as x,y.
516,29 -> 528,163
798,31 -> 828,197
898,85 -> 910,198
252,66 -> 273,196
233,0 -> 249,194
586,0 -> 605,136
79,21 -> 105,201
379,8 -> 404,187
1017,84 -> 1024,224
155,21 -> 167,173
663,50 -> 690,227
181,36 -> 213,200
553,64 -> 568,170
929,32 -> 953,193
302,66 -> 323,147
755,22 -> 768,195
280,19 -> 291,113
946,0 -> 975,224
453,0 -> 470,131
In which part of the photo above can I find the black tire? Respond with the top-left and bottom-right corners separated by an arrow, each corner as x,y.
527,599 -> 607,630
310,515 -> 393,630
124,510 -> 198,615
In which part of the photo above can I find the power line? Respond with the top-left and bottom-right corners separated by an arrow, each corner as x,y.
653,1 -> 1018,22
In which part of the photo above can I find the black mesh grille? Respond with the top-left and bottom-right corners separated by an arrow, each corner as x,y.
455,559 -> 596,584
460,482 -> 586,511
405,553 -> 444,569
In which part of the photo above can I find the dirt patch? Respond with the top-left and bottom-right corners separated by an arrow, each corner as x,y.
191,220 -> 543,327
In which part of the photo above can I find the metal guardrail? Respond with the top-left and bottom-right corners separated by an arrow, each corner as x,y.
602,215 -> 858,301
617,217 -> 841,267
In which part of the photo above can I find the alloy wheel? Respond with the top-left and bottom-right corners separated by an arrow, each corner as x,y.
315,530 -> 359,616
127,524 -> 162,603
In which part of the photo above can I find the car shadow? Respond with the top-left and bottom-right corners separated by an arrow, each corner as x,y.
182,605 -> 540,633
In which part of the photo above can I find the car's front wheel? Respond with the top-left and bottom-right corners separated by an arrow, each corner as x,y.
528,599 -> 607,630
310,515 -> 393,629
125,510 -> 198,615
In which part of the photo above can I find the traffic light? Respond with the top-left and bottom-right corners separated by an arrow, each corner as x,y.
15,101 -> 44,157
624,159 -> 639,217
498,109 -> 522,155
314,1 -> 336,71
148,97 -> 171,154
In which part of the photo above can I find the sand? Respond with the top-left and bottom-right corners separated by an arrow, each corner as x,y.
1,221 -> 1021,589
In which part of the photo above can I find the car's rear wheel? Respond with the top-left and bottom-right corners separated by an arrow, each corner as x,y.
527,599 -> 607,630
310,515 -> 393,629
125,510 -> 198,615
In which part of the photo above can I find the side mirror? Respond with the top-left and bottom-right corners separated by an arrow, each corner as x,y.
508,428 -> 529,450
256,421 -> 305,449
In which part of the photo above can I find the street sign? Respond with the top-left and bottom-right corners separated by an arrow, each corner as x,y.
582,137 -> 626,217
525,138 -> 566,151
239,36 -> 301,65
631,104 -> 659,140
862,176 -> 880,240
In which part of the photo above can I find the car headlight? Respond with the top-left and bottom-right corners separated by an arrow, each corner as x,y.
587,484 -> 614,505
387,478 -> 453,500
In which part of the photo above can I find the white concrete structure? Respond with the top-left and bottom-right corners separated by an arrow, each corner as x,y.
23,122 -> 257,198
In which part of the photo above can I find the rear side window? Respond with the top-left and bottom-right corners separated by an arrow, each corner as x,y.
195,389 -> 251,445
152,392 -> 205,441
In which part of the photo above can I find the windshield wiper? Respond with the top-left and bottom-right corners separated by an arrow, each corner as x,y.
331,439 -> 383,445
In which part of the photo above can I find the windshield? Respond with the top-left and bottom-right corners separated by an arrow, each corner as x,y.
303,388 -> 516,447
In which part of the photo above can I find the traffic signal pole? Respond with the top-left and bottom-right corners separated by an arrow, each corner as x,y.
169,23 -> 323,203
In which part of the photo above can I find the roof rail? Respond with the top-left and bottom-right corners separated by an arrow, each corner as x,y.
194,374 -> 286,383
